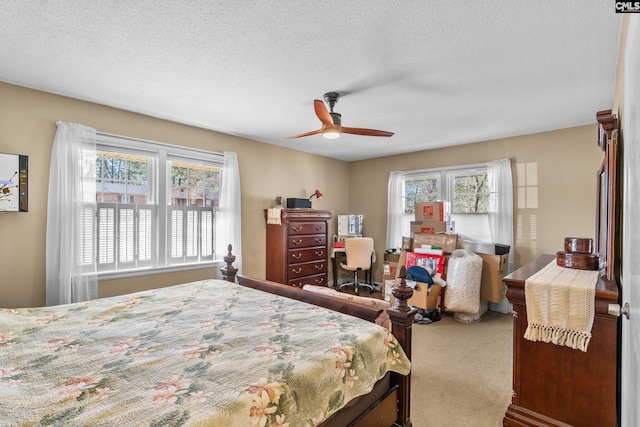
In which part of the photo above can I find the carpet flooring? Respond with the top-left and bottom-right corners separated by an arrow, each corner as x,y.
410,311 -> 514,427
332,283 -> 513,426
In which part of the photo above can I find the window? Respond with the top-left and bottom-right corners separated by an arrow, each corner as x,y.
83,135 -> 223,276
449,170 -> 489,214
399,164 -> 491,242
404,174 -> 440,214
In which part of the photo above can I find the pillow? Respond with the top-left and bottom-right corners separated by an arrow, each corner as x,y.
302,285 -> 391,330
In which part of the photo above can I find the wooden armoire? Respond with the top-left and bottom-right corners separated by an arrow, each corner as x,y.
503,110 -> 621,426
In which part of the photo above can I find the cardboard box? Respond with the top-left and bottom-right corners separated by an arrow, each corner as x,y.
388,250 -> 443,310
477,252 -> 509,303
410,220 -> 446,235
383,252 -> 399,280
407,282 -> 442,310
415,202 -> 444,221
404,251 -> 446,276
388,280 -> 442,310
412,233 -> 458,254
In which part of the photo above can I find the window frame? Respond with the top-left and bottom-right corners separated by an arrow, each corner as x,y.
400,162 -> 491,242
90,133 -> 225,280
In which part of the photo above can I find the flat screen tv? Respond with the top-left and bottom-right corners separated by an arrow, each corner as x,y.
0,152 -> 28,212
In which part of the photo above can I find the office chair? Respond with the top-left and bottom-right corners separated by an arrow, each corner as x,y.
338,237 -> 375,296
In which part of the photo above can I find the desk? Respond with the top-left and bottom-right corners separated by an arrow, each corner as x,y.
331,247 -> 376,286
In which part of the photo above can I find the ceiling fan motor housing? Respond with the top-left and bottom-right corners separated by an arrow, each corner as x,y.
323,91 -> 340,112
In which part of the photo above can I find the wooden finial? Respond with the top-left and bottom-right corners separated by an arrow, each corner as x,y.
391,265 -> 414,312
221,243 -> 238,282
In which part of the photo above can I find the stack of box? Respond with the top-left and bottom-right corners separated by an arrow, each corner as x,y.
411,202 -> 448,234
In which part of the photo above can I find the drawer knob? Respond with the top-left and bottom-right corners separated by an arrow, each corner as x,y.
292,239 -> 302,245
292,268 -> 302,273
315,250 -> 324,256
315,264 -> 324,270
292,253 -> 301,259
315,238 -> 323,243
314,278 -> 324,284
293,226 -> 302,232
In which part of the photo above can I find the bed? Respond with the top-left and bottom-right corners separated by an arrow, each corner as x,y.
0,250 -> 416,426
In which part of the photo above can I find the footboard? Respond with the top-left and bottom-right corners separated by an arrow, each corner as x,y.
236,274 -> 416,427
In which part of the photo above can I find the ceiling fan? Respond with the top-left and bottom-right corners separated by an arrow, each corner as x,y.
283,91 -> 394,140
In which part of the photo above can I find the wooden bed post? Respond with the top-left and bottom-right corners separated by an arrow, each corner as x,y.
221,244 -> 238,282
388,265 -> 417,427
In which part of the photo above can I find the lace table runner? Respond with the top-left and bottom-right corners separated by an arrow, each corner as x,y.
524,260 -> 599,352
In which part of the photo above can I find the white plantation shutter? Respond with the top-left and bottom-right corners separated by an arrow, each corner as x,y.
97,204 -> 116,270
170,208 -> 184,260
169,206 -> 215,264
137,207 -> 154,266
185,209 -> 198,259
118,205 -> 135,267
97,203 -> 156,271
201,210 -> 214,258
77,206 -> 96,268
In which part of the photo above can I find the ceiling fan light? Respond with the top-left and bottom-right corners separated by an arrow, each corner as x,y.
322,127 -> 341,139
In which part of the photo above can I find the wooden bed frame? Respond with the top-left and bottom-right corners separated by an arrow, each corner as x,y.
221,245 -> 417,427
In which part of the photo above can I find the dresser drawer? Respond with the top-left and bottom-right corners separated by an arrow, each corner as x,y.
288,260 -> 327,279
289,273 -> 327,288
287,234 -> 326,249
288,221 -> 326,236
288,247 -> 327,264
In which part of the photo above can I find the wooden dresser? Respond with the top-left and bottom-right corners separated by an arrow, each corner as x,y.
503,254 -> 619,427
503,111 -> 621,426
265,209 -> 332,288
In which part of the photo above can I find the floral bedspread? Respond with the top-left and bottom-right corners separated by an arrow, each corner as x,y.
0,279 -> 410,427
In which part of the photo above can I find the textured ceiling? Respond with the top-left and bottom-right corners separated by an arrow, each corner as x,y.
0,1 -> 622,161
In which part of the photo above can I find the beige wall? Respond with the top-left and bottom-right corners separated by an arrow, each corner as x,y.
0,82 -> 349,307
0,82 -> 604,308
349,125 -> 604,282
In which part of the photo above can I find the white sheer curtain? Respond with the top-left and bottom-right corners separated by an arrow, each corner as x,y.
386,170 -> 404,250
216,151 -> 242,275
46,122 -> 97,306
487,158 -> 514,274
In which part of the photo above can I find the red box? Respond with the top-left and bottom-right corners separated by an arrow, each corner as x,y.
405,251 -> 446,276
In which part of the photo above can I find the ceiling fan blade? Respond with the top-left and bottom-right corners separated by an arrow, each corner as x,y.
314,99 -> 334,127
282,128 -> 324,140
341,126 -> 394,137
